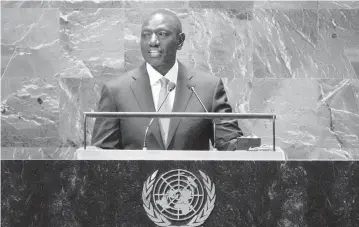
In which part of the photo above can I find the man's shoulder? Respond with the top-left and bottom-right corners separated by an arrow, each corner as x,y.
104,66 -> 142,89
186,66 -> 221,84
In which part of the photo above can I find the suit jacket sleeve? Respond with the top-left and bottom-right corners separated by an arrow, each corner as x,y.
91,84 -> 123,149
211,78 -> 243,151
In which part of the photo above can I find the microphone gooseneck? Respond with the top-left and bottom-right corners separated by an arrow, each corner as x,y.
143,81 -> 176,150
188,86 -> 217,150
189,87 -> 208,112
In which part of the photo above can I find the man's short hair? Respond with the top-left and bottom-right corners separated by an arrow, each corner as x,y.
143,9 -> 183,34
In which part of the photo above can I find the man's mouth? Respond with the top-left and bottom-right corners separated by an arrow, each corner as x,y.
149,50 -> 161,57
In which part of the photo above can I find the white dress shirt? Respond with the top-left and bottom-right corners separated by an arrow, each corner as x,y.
146,60 -> 178,111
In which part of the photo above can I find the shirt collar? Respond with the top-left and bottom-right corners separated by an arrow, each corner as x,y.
146,60 -> 178,86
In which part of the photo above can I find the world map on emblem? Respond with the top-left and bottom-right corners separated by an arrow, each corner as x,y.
152,169 -> 205,221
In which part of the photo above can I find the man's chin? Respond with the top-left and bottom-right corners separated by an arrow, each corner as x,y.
146,59 -> 163,67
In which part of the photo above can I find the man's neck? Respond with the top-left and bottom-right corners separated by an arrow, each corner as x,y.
152,61 -> 176,76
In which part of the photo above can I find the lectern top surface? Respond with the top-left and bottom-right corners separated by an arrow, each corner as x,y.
76,147 -> 285,160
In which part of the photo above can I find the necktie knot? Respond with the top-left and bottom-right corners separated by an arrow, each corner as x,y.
159,77 -> 169,90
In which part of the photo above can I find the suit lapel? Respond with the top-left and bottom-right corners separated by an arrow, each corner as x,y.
166,62 -> 194,149
130,63 -> 165,149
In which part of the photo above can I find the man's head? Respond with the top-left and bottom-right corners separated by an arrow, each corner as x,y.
140,9 -> 185,75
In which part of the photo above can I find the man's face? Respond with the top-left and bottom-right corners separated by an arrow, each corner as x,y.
140,13 -> 184,71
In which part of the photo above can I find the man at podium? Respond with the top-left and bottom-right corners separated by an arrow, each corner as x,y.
91,9 -> 243,151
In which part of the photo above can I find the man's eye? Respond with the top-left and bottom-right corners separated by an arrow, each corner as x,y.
142,32 -> 150,37
157,31 -> 167,37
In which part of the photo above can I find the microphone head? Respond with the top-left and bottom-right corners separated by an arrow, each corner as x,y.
187,85 -> 194,92
168,82 -> 176,92
187,84 -> 195,91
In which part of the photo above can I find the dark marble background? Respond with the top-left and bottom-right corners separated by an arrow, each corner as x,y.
1,161 -> 359,226
1,1 -> 359,159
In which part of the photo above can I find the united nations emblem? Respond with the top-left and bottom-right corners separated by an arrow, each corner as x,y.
142,169 -> 216,226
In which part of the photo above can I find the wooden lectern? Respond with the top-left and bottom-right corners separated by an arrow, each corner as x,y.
78,112 -> 285,160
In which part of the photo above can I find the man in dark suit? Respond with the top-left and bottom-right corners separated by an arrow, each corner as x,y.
91,9 -> 243,150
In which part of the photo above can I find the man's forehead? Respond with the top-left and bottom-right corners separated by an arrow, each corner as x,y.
150,13 -> 166,22
142,12 -> 180,30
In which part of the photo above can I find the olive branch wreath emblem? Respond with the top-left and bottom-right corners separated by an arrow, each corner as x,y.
142,170 -> 216,227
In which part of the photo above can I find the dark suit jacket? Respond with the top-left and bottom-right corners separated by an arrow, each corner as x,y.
91,61 -> 243,150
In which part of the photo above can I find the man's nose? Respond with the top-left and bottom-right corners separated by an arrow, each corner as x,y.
148,33 -> 159,46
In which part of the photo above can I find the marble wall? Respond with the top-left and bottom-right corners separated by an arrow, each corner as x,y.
1,1 -> 359,159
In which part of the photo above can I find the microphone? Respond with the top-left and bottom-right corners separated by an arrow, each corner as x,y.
143,81 -> 176,150
188,85 -> 217,151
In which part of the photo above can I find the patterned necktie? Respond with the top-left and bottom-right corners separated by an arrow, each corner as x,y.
158,77 -> 171,146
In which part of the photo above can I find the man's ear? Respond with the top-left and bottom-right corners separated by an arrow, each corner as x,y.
177,33 -> 185,50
